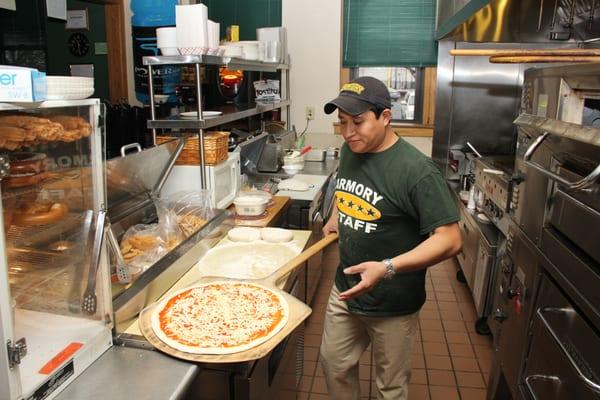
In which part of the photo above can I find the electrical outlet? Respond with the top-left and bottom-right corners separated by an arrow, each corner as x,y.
305,106 -> 315,120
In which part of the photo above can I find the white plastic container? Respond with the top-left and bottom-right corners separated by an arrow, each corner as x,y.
233,195 -> 269,216
282,164 -> 303,175
238,41 -> 259,60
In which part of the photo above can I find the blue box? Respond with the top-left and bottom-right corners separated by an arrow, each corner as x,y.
0,66 -> 46,102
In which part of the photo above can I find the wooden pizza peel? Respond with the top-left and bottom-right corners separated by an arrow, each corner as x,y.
138,233 -> 338,363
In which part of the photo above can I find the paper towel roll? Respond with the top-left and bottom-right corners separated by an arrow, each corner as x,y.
176,3 -> 208,50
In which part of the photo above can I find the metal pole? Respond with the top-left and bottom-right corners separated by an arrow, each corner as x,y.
286,67 -> 291,126
195,63 -> 206,189
148,65 -> 157,146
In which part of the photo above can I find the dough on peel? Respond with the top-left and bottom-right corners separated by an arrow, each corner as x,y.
228,227 -> 261,242
277,179 -> 309,191
261,227 -> 293,243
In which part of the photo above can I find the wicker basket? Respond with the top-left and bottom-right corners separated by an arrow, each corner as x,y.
157,131 -> 229,166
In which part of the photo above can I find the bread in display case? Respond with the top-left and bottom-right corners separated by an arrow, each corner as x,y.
0,99 -> 112,400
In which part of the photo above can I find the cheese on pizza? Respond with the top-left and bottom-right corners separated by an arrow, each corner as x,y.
151,281 -> 289,354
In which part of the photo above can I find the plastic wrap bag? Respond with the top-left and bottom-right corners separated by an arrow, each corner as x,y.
161,190 -> 214,237
119,201 -> 184,272
253,79 -> 281,103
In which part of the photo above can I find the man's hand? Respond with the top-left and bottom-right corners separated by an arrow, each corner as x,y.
322,207 -> 338,235
338,261 -> 387,301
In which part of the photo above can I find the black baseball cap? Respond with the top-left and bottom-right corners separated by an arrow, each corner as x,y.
324,76 -> 392,116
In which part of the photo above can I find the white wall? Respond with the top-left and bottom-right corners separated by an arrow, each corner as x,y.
282,0 -> 341,136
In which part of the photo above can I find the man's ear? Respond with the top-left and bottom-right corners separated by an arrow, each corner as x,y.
381,109 -> 392,126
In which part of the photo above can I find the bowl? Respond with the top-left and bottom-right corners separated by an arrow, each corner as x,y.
153,94 -> 170,104
233,195 -> 269,216
282,164 -> 303,175
159,47 -> 179,56
283,154 -> 305,167
156,27 -> 177,48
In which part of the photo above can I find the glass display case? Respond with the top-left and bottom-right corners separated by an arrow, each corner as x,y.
0,99 -> 112,400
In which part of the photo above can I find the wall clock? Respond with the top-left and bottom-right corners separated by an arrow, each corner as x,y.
68,33 -> 90,57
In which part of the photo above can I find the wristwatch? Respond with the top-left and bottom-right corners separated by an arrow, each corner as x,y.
382,258 -> 395,280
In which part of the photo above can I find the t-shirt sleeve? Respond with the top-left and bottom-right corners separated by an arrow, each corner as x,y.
409,172 -> 460,235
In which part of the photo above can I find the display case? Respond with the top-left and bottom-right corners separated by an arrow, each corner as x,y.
0,100 -> 112,400
103,137 -> 230,339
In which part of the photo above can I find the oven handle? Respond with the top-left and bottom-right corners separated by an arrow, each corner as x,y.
524,374 -> 561,400
523,131 -> 600,191
537,307 -> 600,393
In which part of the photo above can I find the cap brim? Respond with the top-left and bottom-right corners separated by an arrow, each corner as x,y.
324,95 -> 373,116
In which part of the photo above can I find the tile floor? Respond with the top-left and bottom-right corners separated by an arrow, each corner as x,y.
299,245 -> 494,400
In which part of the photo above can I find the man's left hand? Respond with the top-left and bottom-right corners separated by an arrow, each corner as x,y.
338,261 -> 387,301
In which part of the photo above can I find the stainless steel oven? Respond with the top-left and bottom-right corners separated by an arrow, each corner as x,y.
488,221 -> 540,399
521,267 -> 600,400
495,63 -> 600,400
512,63 -> 600,245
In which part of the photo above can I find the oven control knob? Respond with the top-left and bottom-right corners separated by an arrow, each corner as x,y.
493,309 -> 507,322
501,261 -> 512,274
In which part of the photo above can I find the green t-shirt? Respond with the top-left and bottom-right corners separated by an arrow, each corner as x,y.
334,138 -> 459,316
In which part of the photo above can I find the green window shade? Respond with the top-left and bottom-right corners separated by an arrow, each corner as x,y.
206,0 -> 281,40
343,0 -> 438,67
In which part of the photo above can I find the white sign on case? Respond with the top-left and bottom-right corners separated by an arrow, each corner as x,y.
66,9 -> 88,30
46,0 -> 67,20
0,0 -> 16,11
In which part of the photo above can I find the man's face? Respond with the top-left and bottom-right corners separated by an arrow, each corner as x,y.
338,109 -> 390,153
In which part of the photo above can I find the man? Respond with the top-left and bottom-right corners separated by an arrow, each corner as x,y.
319,76 -> 462,400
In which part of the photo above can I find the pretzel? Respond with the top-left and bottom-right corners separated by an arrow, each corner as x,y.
0,126 -> 26,142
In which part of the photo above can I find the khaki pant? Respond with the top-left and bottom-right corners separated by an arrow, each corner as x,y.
319,285 -> 418,400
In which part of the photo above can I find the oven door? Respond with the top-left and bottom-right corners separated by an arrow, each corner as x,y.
456,206 -> 479,289
206,152 -> 241,209
521,273 -> 600,400
546,162 -> 600,264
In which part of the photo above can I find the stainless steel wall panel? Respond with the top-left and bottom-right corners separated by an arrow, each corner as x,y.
433,42 -> 524,177
438,0 -> 600,42
432,41 -> 456,172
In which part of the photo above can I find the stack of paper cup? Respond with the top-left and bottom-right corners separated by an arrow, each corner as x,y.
176,3 -> 208,55
207,20 -> 220,55
156,27 -> 178,56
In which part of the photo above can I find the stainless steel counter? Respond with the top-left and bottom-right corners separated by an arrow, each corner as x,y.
247,158 -> 339,185
55,347 -> 198,400
447,181 -> 500,246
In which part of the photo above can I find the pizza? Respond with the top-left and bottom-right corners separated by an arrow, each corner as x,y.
151,281 -> 289,354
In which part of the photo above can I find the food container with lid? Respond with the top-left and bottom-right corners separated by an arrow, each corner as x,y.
233,195 -> 269,216
305,148 -> 326,162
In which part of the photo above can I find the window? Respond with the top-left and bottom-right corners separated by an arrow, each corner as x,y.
354,67 -> 423,122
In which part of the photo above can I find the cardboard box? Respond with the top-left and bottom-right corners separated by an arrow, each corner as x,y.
0,66 -> 46,102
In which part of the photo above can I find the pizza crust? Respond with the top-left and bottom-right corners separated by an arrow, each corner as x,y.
260,227 -> 293,243
228,227 -> 261,242
151,281 -> 289,355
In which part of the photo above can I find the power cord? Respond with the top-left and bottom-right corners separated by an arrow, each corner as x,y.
299,117 -> 310,136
